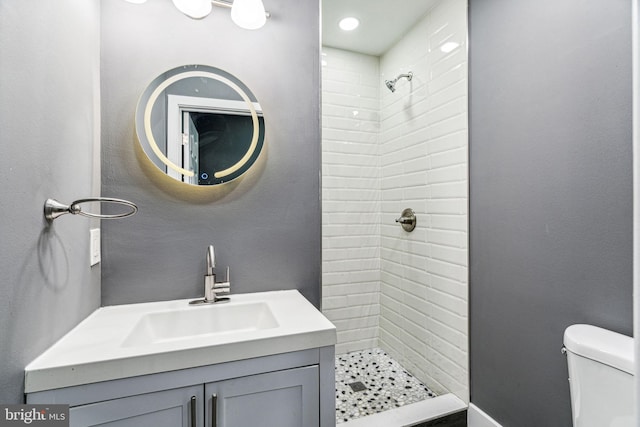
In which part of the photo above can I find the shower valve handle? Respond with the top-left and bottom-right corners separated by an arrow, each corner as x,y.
396,216 -> 413,225
395,208 -> 416,232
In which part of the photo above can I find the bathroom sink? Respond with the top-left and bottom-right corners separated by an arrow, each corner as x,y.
24,290 -> 336,393
121,302 -> 279,347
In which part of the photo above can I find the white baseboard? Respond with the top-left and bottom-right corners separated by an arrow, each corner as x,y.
468,403 -> 503,427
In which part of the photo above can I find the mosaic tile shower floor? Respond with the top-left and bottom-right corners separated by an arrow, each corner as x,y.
335,348 -> 437,424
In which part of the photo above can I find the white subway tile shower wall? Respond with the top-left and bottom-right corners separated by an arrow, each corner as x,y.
321,0 -> 468,402
322,47 -> 381,355
379,0 -> 468,402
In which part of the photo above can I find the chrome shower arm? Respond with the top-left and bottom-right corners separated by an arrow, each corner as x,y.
384,71 -> 413,92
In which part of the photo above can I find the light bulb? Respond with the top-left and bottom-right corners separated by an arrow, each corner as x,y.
172,0 -> 212,19
231,0 -> 267,30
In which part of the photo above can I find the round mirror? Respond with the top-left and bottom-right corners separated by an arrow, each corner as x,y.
135,64 -> 265,185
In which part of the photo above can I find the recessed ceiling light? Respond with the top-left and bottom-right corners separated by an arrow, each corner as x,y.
339,17 -> 360,31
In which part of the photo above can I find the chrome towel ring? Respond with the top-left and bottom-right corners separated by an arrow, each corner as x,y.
44,197 -> 138,222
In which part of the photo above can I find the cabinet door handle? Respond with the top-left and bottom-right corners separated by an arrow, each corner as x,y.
211,393 -> 218,427
190,396 -> 197,427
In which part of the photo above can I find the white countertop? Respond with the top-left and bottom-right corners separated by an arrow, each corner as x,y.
25,290 -> 336,393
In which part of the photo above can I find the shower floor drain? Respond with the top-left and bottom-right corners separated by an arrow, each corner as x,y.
348,381 -> 367,392
335,348 -> 437,424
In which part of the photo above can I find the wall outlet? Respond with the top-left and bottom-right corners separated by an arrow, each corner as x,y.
90,228 -> 101,266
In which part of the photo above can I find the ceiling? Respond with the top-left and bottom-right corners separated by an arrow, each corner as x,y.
322,0 -> 441,56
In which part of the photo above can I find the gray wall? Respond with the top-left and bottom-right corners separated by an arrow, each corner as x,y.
0,0 -> 101,403
100,0 -> 321,306
469,0 -> 632,426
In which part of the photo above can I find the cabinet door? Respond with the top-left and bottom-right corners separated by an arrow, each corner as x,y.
69,385 -> 204,427
205,366 -> 319,427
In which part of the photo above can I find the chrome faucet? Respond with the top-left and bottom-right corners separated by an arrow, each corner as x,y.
189,245 -> 230,305
206,245 -> 215,273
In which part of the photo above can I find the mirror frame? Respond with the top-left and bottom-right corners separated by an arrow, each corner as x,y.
135,65 -> 265,185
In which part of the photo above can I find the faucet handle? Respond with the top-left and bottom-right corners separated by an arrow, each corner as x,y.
213,267 -> 230,299
214,266 -> 230,289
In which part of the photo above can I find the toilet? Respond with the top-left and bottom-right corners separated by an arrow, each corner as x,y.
563,324 -> 634,427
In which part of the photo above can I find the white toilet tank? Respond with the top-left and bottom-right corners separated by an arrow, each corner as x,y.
564,324 -> 634,427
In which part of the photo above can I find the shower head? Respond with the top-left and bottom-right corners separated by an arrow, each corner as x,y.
385,80 -> 397,92
384,71 -> 413,93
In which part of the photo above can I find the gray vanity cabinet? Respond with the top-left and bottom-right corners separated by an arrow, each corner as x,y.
68,385 -> 204,427
26,348 -> 335,427
205,366 -> 319,427
67,367 -> 318,427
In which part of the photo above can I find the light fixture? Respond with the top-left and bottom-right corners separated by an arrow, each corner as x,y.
338,17 -> 359,31
231,0 -> 267,30
172,0 -> 212,19
125,0 -> 270,28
